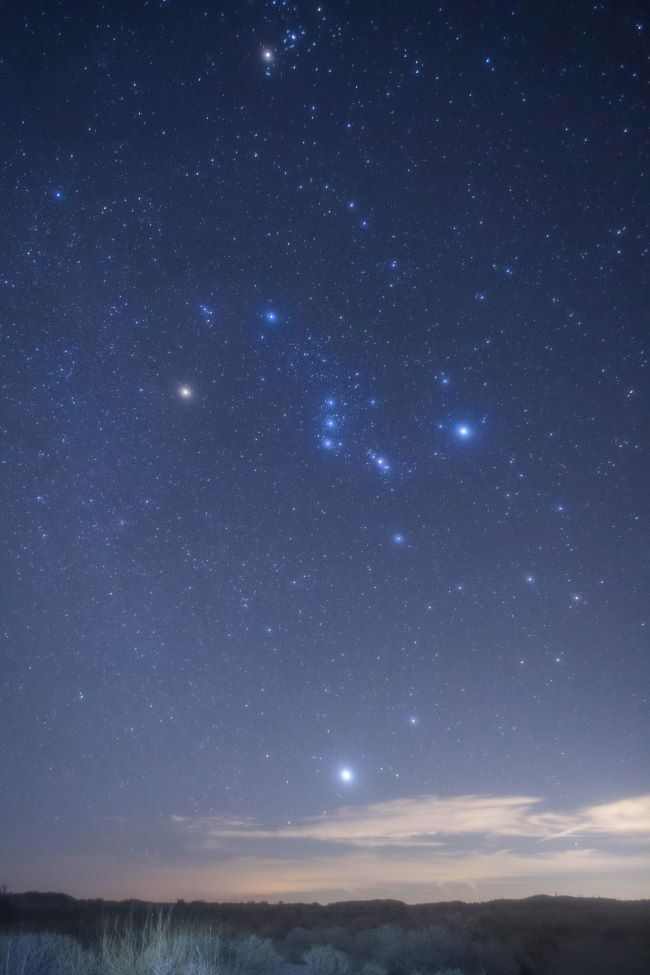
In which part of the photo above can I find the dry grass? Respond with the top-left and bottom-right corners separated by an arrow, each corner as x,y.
0,913 -> 232,975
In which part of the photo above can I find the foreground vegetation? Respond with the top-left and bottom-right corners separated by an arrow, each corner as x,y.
1,893 -> 649,975
0,918 -> 506,975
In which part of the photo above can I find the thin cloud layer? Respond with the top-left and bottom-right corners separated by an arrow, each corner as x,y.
173,792 -> 650,849
5,794 -> 649,902
157,792 -> 650,901
7,838 -> 649,903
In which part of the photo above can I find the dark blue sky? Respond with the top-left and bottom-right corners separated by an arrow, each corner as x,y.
2,0 -> 648,901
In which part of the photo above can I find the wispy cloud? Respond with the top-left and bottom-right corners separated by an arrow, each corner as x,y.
545,795 -> 650,838
173,793 -> 650,850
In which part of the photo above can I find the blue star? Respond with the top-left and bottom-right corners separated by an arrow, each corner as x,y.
393,533 -> 405,545
264,309 -> 278,324
454,423 -> 473,440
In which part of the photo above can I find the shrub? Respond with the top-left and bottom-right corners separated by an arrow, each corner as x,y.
284,928 -> 316,962
359,963 -> 387,975
402,926 -> 455,973
303,944 -> 350,975
369,926 -> 404,972
0,932 -> 93,975
471,938 -> 518,975
234,934 -> 282,974
98,916 -> 227,975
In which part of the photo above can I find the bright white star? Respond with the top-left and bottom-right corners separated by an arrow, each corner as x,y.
339,767 -> 353,783
178,386 -> 193,399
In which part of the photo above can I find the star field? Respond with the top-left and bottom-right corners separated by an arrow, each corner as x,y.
1,0 -> 649,901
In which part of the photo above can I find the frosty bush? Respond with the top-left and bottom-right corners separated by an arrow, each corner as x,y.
234,934 -> 282,974
369,925 -> 404,972
284,927 -> 317,962
403,926 -> 456,973
0,932 -> 93,975
359,963 -> 387,975
303,944 -> 350,975
407,970 -> 464,975
98,916 -> 227,975
366,925 -> 459,975
471,937 -> 518,975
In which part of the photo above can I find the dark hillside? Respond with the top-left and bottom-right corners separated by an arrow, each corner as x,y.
1,891 -> 648,974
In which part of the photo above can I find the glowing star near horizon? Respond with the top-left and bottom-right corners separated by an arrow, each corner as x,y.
339,767 -> 353,783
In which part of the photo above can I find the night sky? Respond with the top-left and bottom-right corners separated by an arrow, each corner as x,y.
2,0 -> 649,902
